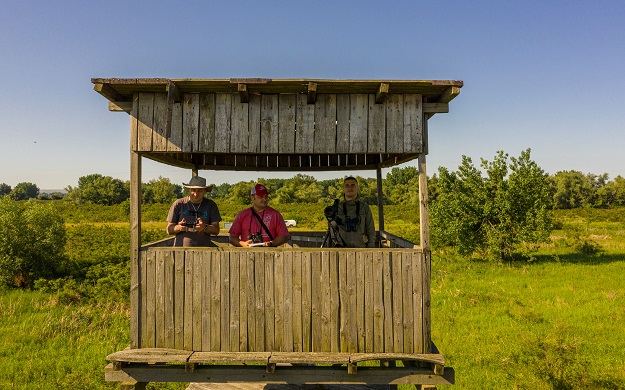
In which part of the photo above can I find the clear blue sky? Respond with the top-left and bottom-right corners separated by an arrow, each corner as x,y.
1,1 -> 624,190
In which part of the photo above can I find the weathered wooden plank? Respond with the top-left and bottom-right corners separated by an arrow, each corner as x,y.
230,251 -> 240,352
337,251 -> 348,353
193,250 -> 203,351
364,251 -> 374,352
248,94 -> 261,154
346,251 -> 357,352
328,252 -> 339,353
261,95 -> 279,153
183,93 -> 200,152
367,95 -> 385,153
144,250 -> 156,348
265,252 -> 275,351
231,94 -> 249,153
401,252 -> 414,354
238,251 -> 248,352
349,94 -> 368,153
310,251 -> 322,351
282,251 -> 293,352
167,102 -> 183,152
155,250 -> 166,347
174,251 -> 185,349
372,251 -> 384,353
215,93 -> 232,153
210,252 -> 221,351
356,252 -> 365,352
163,250 -> 175,349
137,92 -> 154,152
391,253 -> 403,353
292,251 -> 303,352
314,94 -> 337,153
246,252 -> 256,351
220,251 -> 231,351
382,251 -> 393,353
136,248 -> 146,349
199,93 -> 216,153
336,94 -> 350,154
201,250 -> 212,351
254,251 -> 266,351
412,251 -> 424,353
386,94 -> 403,153
274,251 -> 285,351
152,93 -> 168,151
403,94 -> 422,153
319,251 -> 331,352
422,251 -> 432,353
278,94 -> 296,153
301,251 -> 312,352
295,94 -> 315,153
183,251 -> 194,350
130,93 -> 139,152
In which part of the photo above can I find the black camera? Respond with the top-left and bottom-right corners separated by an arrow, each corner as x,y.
324,199 -> 340,222
247,232 -> 263,244
182,210 -> 199,227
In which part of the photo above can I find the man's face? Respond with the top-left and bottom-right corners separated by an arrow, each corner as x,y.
189,188 -> 206,203
343,179 -> 359,199
251,194 -> 269,210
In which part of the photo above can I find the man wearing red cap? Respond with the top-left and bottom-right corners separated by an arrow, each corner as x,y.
229,183 -> 290,247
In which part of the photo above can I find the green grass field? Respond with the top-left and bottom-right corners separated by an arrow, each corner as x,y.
1,204 -> 624,389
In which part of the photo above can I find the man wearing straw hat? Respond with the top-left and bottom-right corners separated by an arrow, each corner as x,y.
166,175 -> 222,247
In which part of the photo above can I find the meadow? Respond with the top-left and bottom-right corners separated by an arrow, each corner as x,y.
0,202 -> 623,389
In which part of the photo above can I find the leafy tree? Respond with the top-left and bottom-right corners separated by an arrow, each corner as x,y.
65,174 -> 129,205
0,183 -> 11,196
9,182 -> 39,200
431,149 -> 551,261
142,176 -> 182,203
384,166 -> 419,205
596,175 -> 625,207
273,174 -> 323,204
548,171 -> 594,209
0,198 -> 66,288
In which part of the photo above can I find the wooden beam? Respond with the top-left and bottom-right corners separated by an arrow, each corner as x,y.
238,84 -> 249,103
166,81 -> 182,103
422,103 -> 448,114
375,83 -> 389,104
307,82 -> 317,104
437,86 -> 460,103
109,101 -> 132,112
94,83 -> 125,102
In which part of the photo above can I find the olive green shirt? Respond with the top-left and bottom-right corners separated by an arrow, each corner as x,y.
336,196 -> 376,248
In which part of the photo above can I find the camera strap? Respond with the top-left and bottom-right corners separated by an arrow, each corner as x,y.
250,208 -> 274,241
342,200 -> 360,223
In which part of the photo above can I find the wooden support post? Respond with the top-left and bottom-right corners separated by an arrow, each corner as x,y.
238,83 -> 249,103
130,151 -> 142,348
375,83 -> 389,104
418,153 -> 429,251
307,82 -> 317,104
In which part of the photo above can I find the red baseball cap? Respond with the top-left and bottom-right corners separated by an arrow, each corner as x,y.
251,183 -> 269,196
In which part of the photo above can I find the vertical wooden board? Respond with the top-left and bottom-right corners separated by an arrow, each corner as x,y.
320,251 -> 332,352
273,251 -> 285,351
264,252 -> 275,351
155,250 -> 166,347
174,251 -> 185,350
382,251 -> 393,352
137,250 -> 146,348
368,94 -> 385,153
329,251 -> 340,353
373,251 -> 384,352
418,153 -> 430,251
404,94 -> 423,153
246,252 -> 256,351
402,251 -> 414,353
423,251 -> 432,353
314,94 -> 337,153
231,94 -> 250,153
130,93 -> 139,152
229,251 -> 240,352
261,94 -> 279,153
199,93 -> 216,152
391,252 -> 404,353
310,251 -> 322,351
220,251 -> 231,351
336,94 -> 350,153
346,251 -> 358,352
254,252 -> 266,351
248,94 -> 261,153
295,94 -> 315,153
386,94 -> 404,153
238,252 -> 248,352
183,251 -> 194,351
349,94 -> 368,153
182,93 -> 200,152
163,250 -> 175,349
278,94 -> 296,153
364,251 -> 374,352
137,92 -> 154,152
292,251 -> 303,352
144,250 -> 156,348
153,93 -> 169,151
282,251 -> 294,352
214,93 -> 232,153
210,253 -> 221,351
337,251 -> 348,352
301,251 -> 312,352
413,251 -> 424,353
356,251 -> 366,352
201,251 -> 212,351
193,250 -> 203,351
167,102 -> 183,152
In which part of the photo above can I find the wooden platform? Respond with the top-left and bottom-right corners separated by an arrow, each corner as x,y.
106,349 -> 453,386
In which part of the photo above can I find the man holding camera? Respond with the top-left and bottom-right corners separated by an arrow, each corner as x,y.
336,176 -> 376,248
229,183 -> 290,247
166,176 -> 222,247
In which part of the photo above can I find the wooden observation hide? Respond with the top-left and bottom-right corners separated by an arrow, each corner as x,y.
93,78 -> 462,389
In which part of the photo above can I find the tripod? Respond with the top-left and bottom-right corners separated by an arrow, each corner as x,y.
321,219 -> 345,248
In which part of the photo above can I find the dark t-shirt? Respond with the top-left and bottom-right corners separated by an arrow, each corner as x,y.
167,197 -> 222,247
